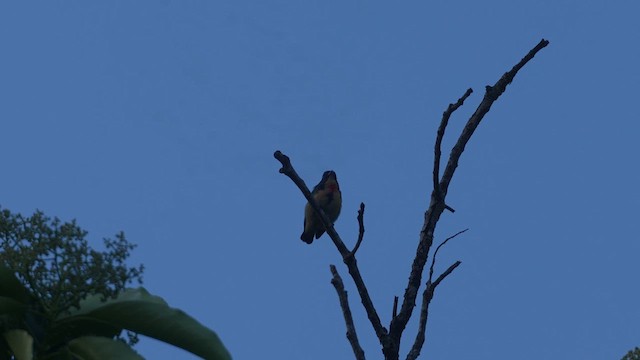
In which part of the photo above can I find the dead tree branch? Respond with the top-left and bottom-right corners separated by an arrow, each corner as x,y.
275,38 -> 549,360
428,229 -> 468,282
331,265 -> 366,360
434,88 -> 473,213
406,229 -> 467,360
440,39 -> 550,194
406,261 -> 461,360
350,203 -> 366,256
389,39 -> 549,355
392,296 -> 399,319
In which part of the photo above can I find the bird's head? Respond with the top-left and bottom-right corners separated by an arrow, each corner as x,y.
320,170 -> 339,192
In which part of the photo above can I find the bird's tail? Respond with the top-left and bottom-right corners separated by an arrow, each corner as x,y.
300,231 -> 314,244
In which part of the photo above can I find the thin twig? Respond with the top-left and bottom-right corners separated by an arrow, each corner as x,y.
330,265 -> 366,360
432,261 -> 461,289
434,88 -> 472,216
406,261 -> 461,360
390,39 -> 549,348
433,88 -> 473,195
351,203 -> 366,256
428,229 -> 468,283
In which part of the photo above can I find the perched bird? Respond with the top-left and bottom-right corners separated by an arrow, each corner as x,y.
300,170 -> 342,244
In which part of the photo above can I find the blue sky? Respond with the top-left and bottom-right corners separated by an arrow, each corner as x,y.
1,1 -> 638,359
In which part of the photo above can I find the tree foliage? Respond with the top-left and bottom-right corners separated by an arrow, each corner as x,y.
622,347 -> 640,360
0,207 -> 144,348
0,207 -> 144,317
0,207 -> 231,360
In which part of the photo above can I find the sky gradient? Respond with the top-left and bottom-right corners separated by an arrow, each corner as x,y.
1,1 -> 639,359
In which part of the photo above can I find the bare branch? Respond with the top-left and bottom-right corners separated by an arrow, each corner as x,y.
330,265 -> 366,360
428,229 -> 468,283
433,88 -> 473,195
392,296 -> 398,319
390,39 -> 549,348
439,39 -> 550,195
434,88 -> 472,215
274,151 -> 391,348
351,203 -> 366,256
406,261 -> 461,360
408,228 -> 466,360
432,261 -> 461,289
276,38 -> 549,360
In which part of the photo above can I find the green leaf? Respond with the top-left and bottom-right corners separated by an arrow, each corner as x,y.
67,336 -> 144,360
56,288 -> 231,360
3,330 -> 33,360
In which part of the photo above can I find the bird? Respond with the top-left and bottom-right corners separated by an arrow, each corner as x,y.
300,170 -> 342,244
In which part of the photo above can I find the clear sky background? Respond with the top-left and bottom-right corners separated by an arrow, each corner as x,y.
1,1 -> 638,359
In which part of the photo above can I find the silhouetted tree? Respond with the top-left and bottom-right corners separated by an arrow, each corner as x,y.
275,39 -> 550,360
